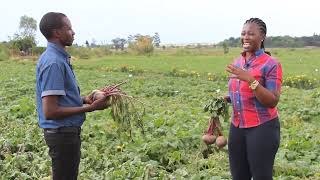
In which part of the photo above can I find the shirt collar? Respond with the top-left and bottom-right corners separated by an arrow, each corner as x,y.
47,42 -> 70,59
241,49 -> 264,58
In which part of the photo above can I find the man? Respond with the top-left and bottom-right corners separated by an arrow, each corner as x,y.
36,12 -> 108,180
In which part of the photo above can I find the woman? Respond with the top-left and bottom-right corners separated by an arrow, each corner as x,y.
225,18 -> 282,180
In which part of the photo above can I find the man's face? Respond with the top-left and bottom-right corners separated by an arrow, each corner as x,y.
57,17 -> 75,46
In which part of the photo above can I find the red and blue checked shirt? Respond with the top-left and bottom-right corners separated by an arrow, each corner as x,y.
228,49 -> 282,128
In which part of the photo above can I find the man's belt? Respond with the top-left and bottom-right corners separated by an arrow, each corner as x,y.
44,126 -> 81,134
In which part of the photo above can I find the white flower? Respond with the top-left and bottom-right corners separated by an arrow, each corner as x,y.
216,89 -> 221,93
128,74 -> 133,77
315,69 -> 318,72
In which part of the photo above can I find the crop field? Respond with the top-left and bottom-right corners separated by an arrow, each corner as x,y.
0,48 -> 320,179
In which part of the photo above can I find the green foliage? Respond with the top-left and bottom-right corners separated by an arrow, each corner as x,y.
218,34 -> 320,48
19,15 -> 37,38
9,97 -> 35,118
1,48 -> 320,179
222,42 -> 229,54
153,32 -> 161,48
203,96 -> 229,121
0,43 -> 9,61
128,35 -> 154,55
174,48 -> 193,56
207,72 -> 228,81
66,46 -> 112,59
119,64 -> 145,75
218,37 -> 240,47
168,68 -> 200,78
9,35 -> 36,52
109,93 -> 145,137
31,46 -> 46,55
8,15 -> 37,53
111,38 -> 127,51
144,86 -> 179,97
283,75 -> 320,89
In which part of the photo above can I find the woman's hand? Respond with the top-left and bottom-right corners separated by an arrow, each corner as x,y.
226,64 -> 255,83
224,96 -> 231,103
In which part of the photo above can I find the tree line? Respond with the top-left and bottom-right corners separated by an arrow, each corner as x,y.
1,15 -> 319,57
1,15 -> 162,56
218,34 -> 320,48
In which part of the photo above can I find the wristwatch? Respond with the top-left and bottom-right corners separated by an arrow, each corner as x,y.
249,80 -> 259,90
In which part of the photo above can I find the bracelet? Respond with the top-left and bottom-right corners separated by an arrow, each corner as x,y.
249,80 -> 259,90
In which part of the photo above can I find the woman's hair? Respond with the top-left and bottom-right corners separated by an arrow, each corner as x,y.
244,18 -> 271,55
39,12 -> 66,40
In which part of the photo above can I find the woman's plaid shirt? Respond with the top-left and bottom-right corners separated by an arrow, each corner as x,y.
228,49 -> 282,128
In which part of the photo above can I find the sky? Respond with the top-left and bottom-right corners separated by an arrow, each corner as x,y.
0,0 -> 319,46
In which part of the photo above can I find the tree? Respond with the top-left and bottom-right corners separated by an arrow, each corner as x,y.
128,34 -> 154,55
223,42 -> 229,54
85,40 -> 90,47
111,38 -> 127,51
127,35 -> 134,44
10,35 -> 36,53
19,15 -> 37,38
9,15 -> 37,55
219,34 -> 320,48
153,32 -> 161,48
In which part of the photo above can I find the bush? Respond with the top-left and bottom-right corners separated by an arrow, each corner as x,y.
283,75 -> 319,89
168,68 -> 200,78
119,64 -> 145,74
174,48 -> 192,56
78,47 -> 91,59
207,73 -> 228,81
91,47 -> 112,57
67,46 -> 112,59
0,43 -> 9,61
32,46 -> 46,56
129,35 -> 154,55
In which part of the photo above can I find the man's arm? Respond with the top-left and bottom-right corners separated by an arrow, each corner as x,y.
42,95 -> 108,120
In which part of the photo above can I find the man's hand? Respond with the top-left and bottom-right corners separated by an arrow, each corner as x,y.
89,96 -> 110,111
83,95 -> 93,105
82,90 -> 101,104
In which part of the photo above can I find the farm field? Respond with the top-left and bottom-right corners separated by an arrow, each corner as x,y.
0,48 -> 320,179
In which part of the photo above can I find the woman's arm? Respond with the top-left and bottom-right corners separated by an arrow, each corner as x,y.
226,64 -> 281,108
247,77 -> 280,107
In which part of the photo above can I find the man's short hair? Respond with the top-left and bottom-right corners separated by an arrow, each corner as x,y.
39,12 -> 66,40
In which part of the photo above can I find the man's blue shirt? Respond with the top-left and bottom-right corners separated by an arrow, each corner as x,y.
36,42 -> 85,128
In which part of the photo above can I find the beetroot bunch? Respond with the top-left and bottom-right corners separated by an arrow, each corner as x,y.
91,80 -> 145,137
202,97 -> 229,148
202,117 -> 227,148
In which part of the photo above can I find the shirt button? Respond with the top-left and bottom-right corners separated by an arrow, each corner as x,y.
237,101 -> 239,103
238,112 -> 240,115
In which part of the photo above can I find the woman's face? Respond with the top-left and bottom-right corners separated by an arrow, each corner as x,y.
241,23 -> 264,53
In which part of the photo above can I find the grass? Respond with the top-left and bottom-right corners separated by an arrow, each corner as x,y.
74,48 -> 320,77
